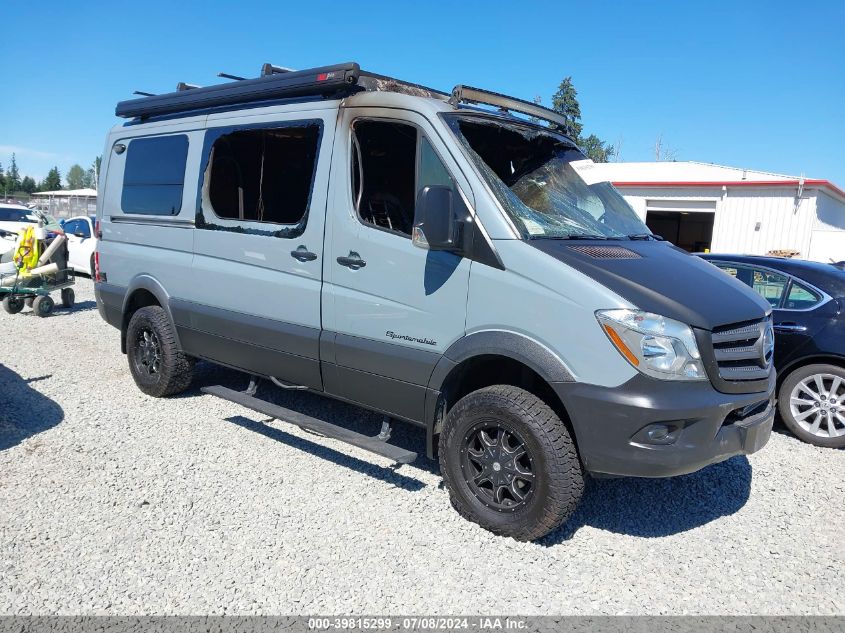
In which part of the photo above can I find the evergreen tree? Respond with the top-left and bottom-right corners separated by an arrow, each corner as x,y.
580,134 -> 616,163
548,76 -> 615,162
550,77 -> 583,139
20,176 -> 37,194
40,166 -> 62,191
6,154 -> 21,192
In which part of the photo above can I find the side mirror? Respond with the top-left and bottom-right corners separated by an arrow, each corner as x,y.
75,231 -> 86,239
413,185 -> 462,251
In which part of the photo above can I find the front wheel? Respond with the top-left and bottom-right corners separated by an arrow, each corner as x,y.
439,385 -> 584,541
778,364 -> 845,448
2,295 -> 24,314
32,295 -> 54,317
126,306 -> 194,397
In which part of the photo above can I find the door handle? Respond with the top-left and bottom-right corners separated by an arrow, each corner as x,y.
290,245 -> 318,262
774,322 -> 807,333
336,251 -> 366,270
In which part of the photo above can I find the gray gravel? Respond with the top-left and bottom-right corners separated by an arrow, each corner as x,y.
1,278 -> 843,615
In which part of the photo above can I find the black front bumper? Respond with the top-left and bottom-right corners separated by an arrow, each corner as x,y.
554,372 -> 775,478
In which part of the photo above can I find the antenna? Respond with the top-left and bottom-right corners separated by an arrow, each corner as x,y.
133,90 -> 157,97
217,72 -> 246,81
176,82 -> 201,91
261,63 -> 296,76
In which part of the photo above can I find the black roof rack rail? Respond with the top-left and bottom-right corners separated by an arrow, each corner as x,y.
261,63 -> 296,76
449,85 -> 572,133
116,62 -> 362,119
217,72 -> 246,81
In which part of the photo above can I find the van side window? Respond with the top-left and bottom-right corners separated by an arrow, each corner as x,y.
205,125 -> 320,225
121,135 -> 189,215
352,120 -> 418,236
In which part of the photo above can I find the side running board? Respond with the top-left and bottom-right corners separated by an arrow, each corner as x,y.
201,385 -> 417,464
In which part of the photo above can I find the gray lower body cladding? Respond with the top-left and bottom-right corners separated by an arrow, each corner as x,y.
95,282 -> 775,475
553,372 -> 776,478
95,282 -> 124,330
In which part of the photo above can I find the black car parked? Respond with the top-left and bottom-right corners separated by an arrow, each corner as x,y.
699,254 -> 845,448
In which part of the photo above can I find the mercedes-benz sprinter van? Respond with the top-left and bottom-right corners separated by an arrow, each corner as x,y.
95,62 -> 775,540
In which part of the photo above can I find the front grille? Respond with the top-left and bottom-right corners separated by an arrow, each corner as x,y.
568,245 -> 641,259
711,318 -> 773,381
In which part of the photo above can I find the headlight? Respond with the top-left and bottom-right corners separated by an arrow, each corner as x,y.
596,309 -> 707,381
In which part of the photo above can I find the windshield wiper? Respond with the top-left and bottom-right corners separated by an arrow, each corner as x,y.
552,234 -> 610,240
626,233 -> 664,241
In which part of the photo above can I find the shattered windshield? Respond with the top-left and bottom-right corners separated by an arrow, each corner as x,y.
445,115 -> 650,239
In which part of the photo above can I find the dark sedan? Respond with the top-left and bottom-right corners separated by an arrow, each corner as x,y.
699,254 -> 845,448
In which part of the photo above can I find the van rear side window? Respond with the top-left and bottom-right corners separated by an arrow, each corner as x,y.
205,125 -> 320,226
121,135 -> 189,216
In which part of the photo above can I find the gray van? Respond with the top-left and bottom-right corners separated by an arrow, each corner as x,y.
95,62 -> 775,540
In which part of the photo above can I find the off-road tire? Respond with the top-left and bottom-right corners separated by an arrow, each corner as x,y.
32,295 -> 54,317
779,363 -> 845,448
126,306 -> 194,397
439,385 -> 584,541
3,296 -> 24,314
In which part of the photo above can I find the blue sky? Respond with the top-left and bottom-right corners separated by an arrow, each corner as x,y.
2,0 -> 844,184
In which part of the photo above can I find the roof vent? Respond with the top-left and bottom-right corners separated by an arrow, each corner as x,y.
568,245 -> 642,259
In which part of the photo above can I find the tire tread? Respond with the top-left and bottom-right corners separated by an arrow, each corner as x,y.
439,385 -> 583,541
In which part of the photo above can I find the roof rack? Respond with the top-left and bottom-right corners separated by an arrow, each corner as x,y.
117,62 -> 363,119
448,85 -> 573,133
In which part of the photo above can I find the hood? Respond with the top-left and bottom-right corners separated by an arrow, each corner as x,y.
530,239 -> 771,331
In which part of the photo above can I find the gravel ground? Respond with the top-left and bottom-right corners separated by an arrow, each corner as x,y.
1,278 -> 843,616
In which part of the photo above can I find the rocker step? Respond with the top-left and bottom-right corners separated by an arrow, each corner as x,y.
201,385 -> 417,464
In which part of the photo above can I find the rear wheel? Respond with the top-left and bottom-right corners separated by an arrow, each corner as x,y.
439,385 -> 584,541
126,305 -> 194,397
2,295 -> 24,314
779,364 -> 845,448
61,288 -> 75,308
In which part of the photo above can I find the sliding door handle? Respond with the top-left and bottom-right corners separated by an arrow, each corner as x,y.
291,245 -> 318,262
336,251 -> 366,270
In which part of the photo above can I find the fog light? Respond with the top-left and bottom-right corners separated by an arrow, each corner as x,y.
647,425 -> 670,441
632,423 -> 682,446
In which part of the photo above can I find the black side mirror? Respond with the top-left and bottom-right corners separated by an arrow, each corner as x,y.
413,185 -> 463,252
75,231 -> 86,239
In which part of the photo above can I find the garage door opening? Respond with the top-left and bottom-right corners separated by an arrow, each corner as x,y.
644,199 -> 717,252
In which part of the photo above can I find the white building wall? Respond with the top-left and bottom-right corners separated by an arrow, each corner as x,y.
809,191 -> 845,262
712,188 -> 814,256
614,185 -> 845,261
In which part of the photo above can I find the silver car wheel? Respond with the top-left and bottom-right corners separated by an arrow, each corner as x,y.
789,373 -> 845,438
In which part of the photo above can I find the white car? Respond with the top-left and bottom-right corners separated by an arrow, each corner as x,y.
0,204 -> 37,254
62,215 -> 98,276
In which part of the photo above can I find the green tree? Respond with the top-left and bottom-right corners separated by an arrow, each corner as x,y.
6,154 -> 21,192
580,134 -> 616,163
66,163 -> 86,189
40,166 -> 62,192
549,76 -> 615,162
20,176 -> 37,194
82,156 -> 101,189
550,77 -> 583,138
0,162 -> 5,192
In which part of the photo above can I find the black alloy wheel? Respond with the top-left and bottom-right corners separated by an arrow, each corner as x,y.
134,328 -> 162,377
461,422 -> 535,512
